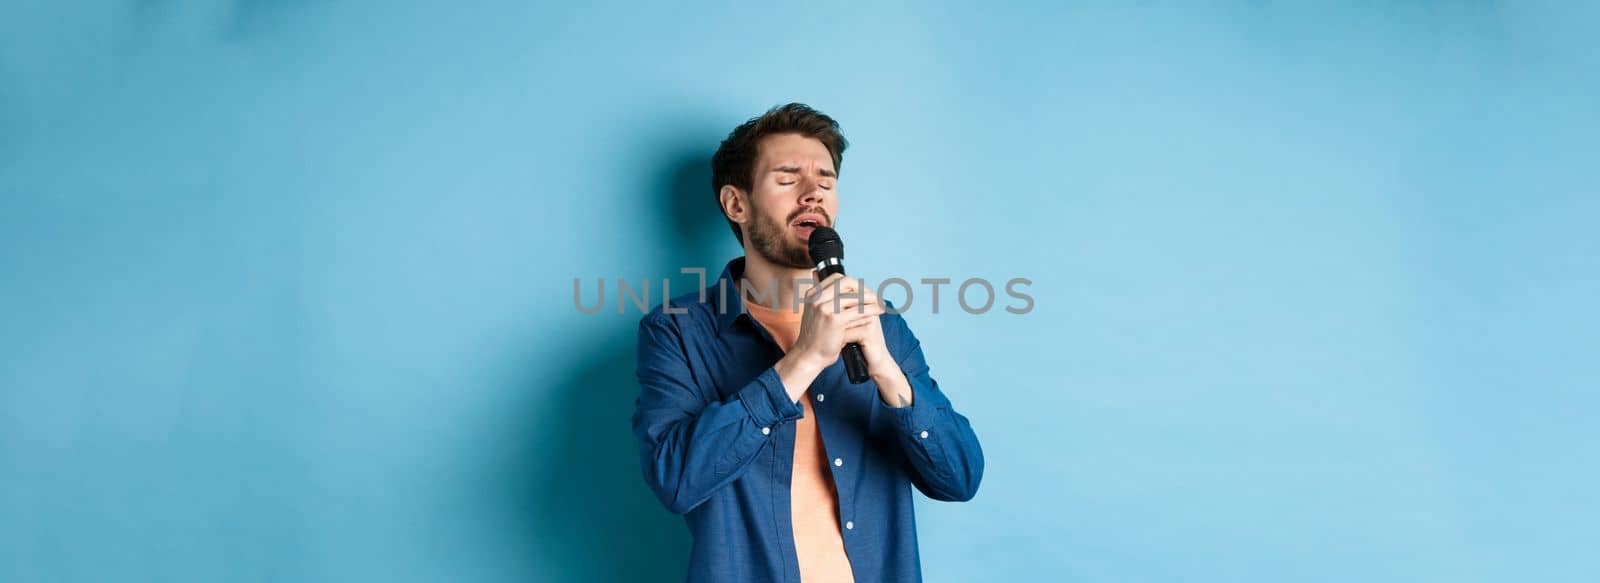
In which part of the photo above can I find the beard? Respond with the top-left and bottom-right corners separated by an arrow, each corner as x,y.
747,207 -> 814,269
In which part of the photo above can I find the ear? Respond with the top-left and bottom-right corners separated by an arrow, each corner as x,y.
719,184 -> 750,228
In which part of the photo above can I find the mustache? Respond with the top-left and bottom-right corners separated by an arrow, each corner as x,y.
787,206 -> 832,226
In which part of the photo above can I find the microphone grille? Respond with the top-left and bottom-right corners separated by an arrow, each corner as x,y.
807,226 -> 844,263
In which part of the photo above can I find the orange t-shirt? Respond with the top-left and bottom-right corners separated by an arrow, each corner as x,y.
743,297 -> 856,583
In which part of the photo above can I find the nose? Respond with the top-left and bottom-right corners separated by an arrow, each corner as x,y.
799,179 -> 825,206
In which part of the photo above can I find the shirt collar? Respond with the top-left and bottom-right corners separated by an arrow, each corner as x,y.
712,256 -> 749,335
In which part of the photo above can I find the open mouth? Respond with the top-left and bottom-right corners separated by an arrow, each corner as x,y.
790,213 -> 827,237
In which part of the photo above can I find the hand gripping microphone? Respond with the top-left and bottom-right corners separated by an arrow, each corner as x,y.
807,226 -> 872,384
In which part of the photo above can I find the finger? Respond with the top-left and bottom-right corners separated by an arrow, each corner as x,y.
819,275 -> 859,297
823,297 -> 879,316
842,309 -> 882,327
834,293 -> 876,308
838,276 -> 860,295
813,289 -> 873,312
808,273 -> 848,301
840,298 -> 883,313
818,280 -> 874,306
842,320 -> 880,343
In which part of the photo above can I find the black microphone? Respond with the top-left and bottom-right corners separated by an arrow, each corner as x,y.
807,226 -> 871,384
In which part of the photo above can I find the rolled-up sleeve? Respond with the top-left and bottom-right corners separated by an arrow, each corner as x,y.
879,312 -> 985,502
631,310 -> 805,514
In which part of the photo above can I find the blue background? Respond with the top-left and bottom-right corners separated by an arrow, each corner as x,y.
3,1 -> 1597,581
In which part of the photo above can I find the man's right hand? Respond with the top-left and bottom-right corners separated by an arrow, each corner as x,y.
775,273 -> 885,402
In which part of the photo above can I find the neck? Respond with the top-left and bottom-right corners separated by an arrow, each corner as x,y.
739,249 -> 815,312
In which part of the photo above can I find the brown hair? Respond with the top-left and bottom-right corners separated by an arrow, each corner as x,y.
711,103 -> 848,244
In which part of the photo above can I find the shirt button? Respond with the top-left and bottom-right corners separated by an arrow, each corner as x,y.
762,427 -> 771,435
919,430 -> 929,439
833,458 -> 843,467
816,393 -> 825,402
845,520 -> 854,530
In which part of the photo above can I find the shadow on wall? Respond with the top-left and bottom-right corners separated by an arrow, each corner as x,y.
501,129 -> 731,581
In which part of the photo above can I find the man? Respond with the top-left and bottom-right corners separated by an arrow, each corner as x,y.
631,103 -> 985,582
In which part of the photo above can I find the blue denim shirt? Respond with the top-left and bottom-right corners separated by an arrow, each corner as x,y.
631,257 -> 985,582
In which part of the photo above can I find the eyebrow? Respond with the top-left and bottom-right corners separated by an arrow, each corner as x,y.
772,165 -> 837,178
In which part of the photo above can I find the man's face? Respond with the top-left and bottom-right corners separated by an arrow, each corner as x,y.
742,133 -> 839,269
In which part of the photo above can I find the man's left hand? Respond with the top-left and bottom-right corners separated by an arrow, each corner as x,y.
839,285 -> 914,408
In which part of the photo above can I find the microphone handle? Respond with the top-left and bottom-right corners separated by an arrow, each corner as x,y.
816,260 -> 872,384
842,343 -> 870,384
